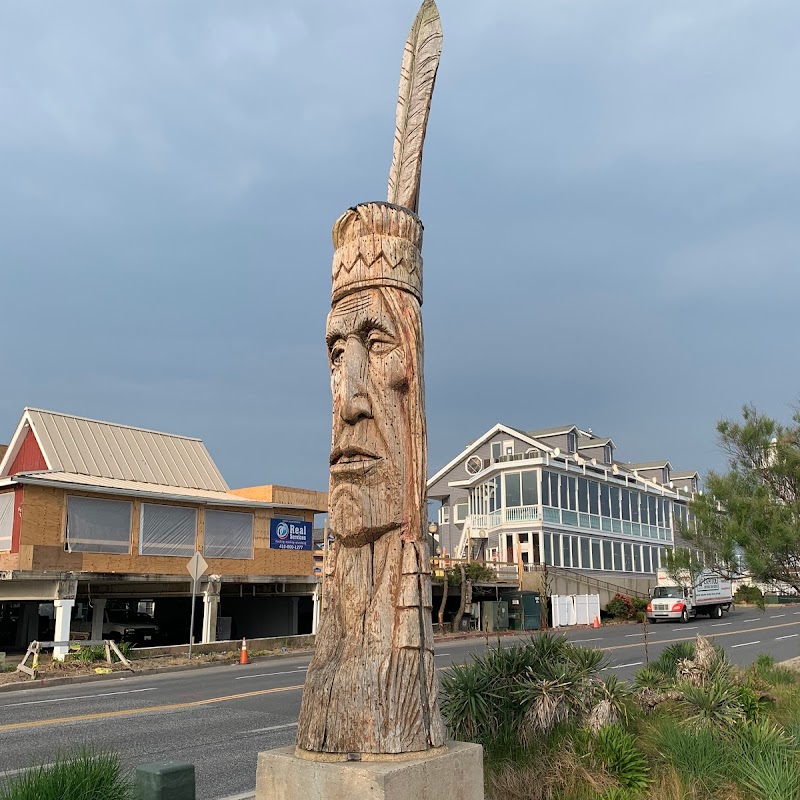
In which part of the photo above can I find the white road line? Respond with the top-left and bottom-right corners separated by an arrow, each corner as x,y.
235,669 -> 307,681
602,661 -> 643,671
672,626 -> 698,631
0,687 -> 156,709
0,762 -> 60,778
775,634 -> 799,641
245,722 -> 298,734
571,638 -> 603,643
770,614 -> 786,619
794,612 -> 800,615
730,641 -> 760,649
433,653 -> 451,658
625,633 -> 645,637
711,622 -> 732,627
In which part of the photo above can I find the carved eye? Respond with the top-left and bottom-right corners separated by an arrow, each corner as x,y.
367,332 -> 395,355
330,343 -> 344,367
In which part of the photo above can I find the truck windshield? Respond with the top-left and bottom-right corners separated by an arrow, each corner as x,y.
653,586 -> 683,599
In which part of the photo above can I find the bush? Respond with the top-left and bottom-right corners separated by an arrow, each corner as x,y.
591,725 -> 650,792
735,584 -> 765,606
607,594 -> 638,620
0,749 -> 133,800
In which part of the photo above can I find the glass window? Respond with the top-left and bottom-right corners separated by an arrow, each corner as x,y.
605,444 -> 613,464
648,496 -> 657,526
568,477 -> 577,510
643,547 -> 652,573
521,471 -> 538,506
544,533 -> 552,566
589,481 -> 599,515
204,510 -> 254,560
580,537 -> 590,569
532,534 -> 541,564
624,543 -> 633,572
66,496 -> 132,554
560,475 -> 569,509
439,505 -> 450,525
541,472 -> 551,506
612,541 -> 622,571
0,493 -> 13,551
454,502 -> 468,523
600,485 -> 610,517
591,539 -> 601,570
504,473 -> 521,507
550,473 -> 559,506
610,486 -> 621,518
568,431 -> 577,453
572,536 -> 579,567
630,492 -> 639,523
491,442 -> 502,461
633,545 -> 642,572
621,489 -> 630,521
578,478 -> 589,513
640,495 -> 649,525
552,534 -> 561,567
664,500 -> 671,527
603,540 -> 612,570
562,535 -> 571,567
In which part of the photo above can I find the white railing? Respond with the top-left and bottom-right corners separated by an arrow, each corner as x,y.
504,505 -> 540,523
465,511 -> 501,530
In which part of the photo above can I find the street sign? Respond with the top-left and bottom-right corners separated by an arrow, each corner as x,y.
187,552 -> 208,582
186,552 -> 208,659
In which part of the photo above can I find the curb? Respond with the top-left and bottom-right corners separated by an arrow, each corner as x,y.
0,630 -> 529,695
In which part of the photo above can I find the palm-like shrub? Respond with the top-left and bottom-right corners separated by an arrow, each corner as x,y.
591,725 -> 650,793
680,679 -> 747,729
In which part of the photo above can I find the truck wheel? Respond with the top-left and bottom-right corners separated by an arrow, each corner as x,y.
681,608 -> 689,624
711,605 -> 723,619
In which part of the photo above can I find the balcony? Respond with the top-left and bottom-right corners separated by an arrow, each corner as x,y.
466,505 -> 540,532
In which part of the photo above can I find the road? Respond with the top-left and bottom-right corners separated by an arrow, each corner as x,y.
0,607 -> 797,799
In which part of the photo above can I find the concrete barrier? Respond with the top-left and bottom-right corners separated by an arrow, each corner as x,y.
129,634 -> 316,659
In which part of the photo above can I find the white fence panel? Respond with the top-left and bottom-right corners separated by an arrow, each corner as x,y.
574,594 -> 601,626
551,594 -> 576,627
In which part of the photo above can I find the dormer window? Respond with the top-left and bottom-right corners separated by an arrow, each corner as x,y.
567,431 -> 577,453
663,466 -> 670,484
604,444 -> 613,464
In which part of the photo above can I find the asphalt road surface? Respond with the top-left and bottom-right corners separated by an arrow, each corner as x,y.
0,606 -> 797,799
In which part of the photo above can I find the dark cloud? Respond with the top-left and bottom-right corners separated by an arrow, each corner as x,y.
1,1 -> 798,490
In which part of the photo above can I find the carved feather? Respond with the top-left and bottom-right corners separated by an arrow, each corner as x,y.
387,0 -> 443,213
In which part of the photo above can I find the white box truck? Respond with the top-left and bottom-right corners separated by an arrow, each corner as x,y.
647,569 -> 733,623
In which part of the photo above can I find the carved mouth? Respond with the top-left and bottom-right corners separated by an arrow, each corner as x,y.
330,446 -> 380,472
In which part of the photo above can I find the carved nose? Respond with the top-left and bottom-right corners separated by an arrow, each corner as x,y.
339,338 -> 372,425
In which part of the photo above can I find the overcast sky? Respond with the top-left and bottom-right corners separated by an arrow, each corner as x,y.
2,1 -> 798,492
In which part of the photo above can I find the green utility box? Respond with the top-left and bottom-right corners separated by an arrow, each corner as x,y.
482,600 -> 509,632
521,592 -> 542,631
504,592 -> 542,631
135,761 -> 195,800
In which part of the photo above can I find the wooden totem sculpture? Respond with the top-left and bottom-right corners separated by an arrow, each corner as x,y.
295,0 -> 445,759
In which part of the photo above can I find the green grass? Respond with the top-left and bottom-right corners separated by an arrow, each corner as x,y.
0,749 -> 133,800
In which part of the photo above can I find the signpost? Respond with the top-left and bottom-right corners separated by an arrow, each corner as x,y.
186,551 -> 208,659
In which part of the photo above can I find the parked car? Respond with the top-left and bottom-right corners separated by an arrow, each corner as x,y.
72,607 -> 160,645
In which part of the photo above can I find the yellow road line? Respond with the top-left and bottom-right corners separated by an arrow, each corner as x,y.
601,619 -> 800,653
0,684 -> 305,732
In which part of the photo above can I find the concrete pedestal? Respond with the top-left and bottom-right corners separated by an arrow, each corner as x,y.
256,741 -> 484,800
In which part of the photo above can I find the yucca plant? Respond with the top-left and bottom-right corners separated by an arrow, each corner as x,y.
587,675 -> 630,732
738,747 -> 800,800
651,641 -> 696,679
591,725 -> 650,793
679,679 -> 746,730
654,719 -> 733,792
439,660 -> 496,742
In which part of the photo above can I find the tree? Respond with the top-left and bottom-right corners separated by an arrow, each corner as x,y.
684,404 -> 800,592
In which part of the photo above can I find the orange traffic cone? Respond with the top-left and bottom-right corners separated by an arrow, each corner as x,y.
592,615 -> 601,629
239,637 -> 249,665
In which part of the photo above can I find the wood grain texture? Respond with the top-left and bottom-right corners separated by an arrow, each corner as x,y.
386,0 -> 443,213
297,200 -> 444,756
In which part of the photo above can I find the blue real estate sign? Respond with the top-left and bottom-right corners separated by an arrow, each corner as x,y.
269,518 -> 312,551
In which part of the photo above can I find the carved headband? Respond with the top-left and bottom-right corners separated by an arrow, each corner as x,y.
331,201 -> 424,306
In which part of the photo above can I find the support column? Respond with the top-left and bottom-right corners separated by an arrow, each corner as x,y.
201,578 -> 221,644
52,599 -> 75,661
290,596 -> 299,636
311,584 -> 320,635
91,599 -> 107,641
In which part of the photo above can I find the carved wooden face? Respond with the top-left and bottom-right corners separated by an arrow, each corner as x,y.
326,287 -> 422,547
